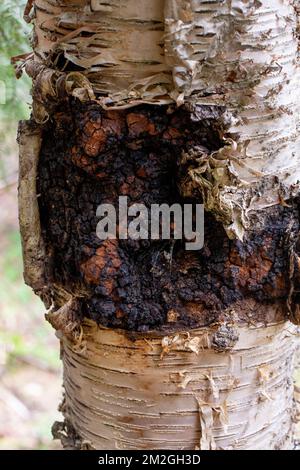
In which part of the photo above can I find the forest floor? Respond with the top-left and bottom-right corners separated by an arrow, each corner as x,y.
0,130 -> 62,450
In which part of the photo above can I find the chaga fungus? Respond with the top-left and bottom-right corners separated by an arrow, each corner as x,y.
36,100 -> 300,332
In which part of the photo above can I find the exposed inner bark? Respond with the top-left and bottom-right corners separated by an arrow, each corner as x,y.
36,100 -> 300,332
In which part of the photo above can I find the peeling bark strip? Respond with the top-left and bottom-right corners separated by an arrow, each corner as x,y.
60,319 -> 298,450
45,298 -> 82,345
19,0 -> 300,238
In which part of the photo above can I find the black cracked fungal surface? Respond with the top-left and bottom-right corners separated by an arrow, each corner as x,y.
37,100 -> 299,331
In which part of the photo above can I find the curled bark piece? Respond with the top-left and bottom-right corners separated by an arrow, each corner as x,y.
24,0 -> 35,23
45,298 -> 83,345
196,399 -> 216,451
20,60 -> 95,123
60,319 -> 298,450
160,332 -> 206,358
18,120 -> 47,296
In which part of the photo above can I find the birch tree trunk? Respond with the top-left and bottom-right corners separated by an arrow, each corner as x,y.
17,0 -> 300,450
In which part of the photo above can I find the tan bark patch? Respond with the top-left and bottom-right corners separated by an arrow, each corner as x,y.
60,319 -> 299,450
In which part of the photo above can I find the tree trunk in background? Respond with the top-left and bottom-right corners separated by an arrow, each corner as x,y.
17,0 -> 300,450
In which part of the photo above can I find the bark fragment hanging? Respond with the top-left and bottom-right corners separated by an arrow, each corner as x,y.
45,298 -> 83,345
18,120 -> 48,301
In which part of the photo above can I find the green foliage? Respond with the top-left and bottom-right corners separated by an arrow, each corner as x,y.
0,229 -> 60,370
0,1 -> 29,58
0,0 -> 31,122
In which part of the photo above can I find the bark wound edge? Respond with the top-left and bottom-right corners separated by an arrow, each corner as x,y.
18,120 -> 48,301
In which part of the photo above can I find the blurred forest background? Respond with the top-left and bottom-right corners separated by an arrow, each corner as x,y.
0,1 -> 61,450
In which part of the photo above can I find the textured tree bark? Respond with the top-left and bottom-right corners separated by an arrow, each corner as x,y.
17,0 -> 300,450
58,320 -> 297,450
